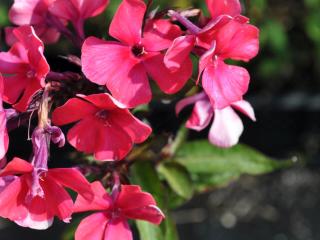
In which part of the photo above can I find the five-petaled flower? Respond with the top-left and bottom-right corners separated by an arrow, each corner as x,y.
0,157 -> 92,229
81,0 -> 192,108
0,26 -> 50,112
73,181 -> 164,240
52,93 -> 152,161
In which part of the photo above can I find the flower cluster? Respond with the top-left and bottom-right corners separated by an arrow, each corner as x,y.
0,0 -> 259,239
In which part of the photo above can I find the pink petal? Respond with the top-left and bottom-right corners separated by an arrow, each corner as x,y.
2,75 -> 29,106
67,116 -> 100,154
73,0 -> 109,19
197,42 -> 216,83
16,195 -> 53,230
41,175 -> 73,223
47,168 -> 93,200
0,177 -> 29,221
49,0 -> 78,22
12,76 -> 43,112
9,0 -> 50,26
231,100 -> 256,121
0,46 -> 29,74
74,181 -> 112,213
144,53 -> 192,94
82,37 -> 151,108
143,19 -> 183,52
4,27 -> 17,46
202,58 -> 249,109
164,35 -> 195,71
109,0 -> 146,45
108,110 -> 152,143
176,92 -> 207,115
209,107 -> 243,147
123,205 -> 164,225
94,122 -> 133,161
0,157 -> 33,177
52,97 -> 98,126
186,98 -> 214,131
78,93 -> 124,110
214,19 -> 260,62
206,0 -> 242,19
104,218 -> 132,240
75,212 -> 109,240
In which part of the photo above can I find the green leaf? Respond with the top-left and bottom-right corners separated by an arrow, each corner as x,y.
157,162 -> 194,200
163,216 -> 179,240
174,141 -> 293,175
136,221 -> 164,240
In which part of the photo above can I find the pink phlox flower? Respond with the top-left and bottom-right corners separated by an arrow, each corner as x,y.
0,26 -> 50,112
176,91 -> 256,147
48,0 -> 110,39
52,93 -> 152,161
73,181 -> 165,240
9,0 -> 61,44
0,157 -> 93,229
81,0 -> 193,108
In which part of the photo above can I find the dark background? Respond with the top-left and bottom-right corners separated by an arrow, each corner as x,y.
1,0 -> 320,239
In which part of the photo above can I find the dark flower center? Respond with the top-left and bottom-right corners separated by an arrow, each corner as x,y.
131,44 -> 145,57
96,110 -> 108,120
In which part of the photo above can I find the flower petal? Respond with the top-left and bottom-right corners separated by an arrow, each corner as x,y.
94,122 -> 133,161
231,100 -> 256,121
186,98 -> 214,131
109,0 -> 146,45
0,157 -> 33,177
47,168 -> 93,200
164,35 -> 195,71
206,0 -> 241,19
209,107 -> 243,147
202,59 -> 249,109
0,111 -> 9,159
75,212 -> 109,240
52,97 -> 98,126
214,19 -> 260,62
176,92 -> 207,115
144,53 -> 192,94
143,19 -> 182,52
108,110 -> 152,143
104,218 -> 132,240
74,181 -> 112,213
82,37 -> 151,108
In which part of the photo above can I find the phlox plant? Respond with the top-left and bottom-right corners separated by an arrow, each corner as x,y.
0,0 -> 264,239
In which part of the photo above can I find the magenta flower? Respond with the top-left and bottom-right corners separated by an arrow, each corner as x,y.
74,181 -> 164,240
0,157 -> 92,229
9,0 -> 61,44
49,0 -> 109,38
81,0 -> 192,108
0,26 -> 50,112
198,18 -> 259,109
0,74 -> 9,160
52,93 -> 152,161
206,0 -> 241,20
177,92 -> 256,147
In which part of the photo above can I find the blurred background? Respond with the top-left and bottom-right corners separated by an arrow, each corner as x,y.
1,0 -> 320,239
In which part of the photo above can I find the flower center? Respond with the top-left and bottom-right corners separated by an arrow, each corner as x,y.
131,44 -> 145,57
96,110 -> 108,120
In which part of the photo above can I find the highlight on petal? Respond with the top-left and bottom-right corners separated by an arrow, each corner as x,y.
209,106 -> 244,148
109,0 -> 146,45
202,58 -> 250,109
186,98 -> 214,131
206,0 -> 242,19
